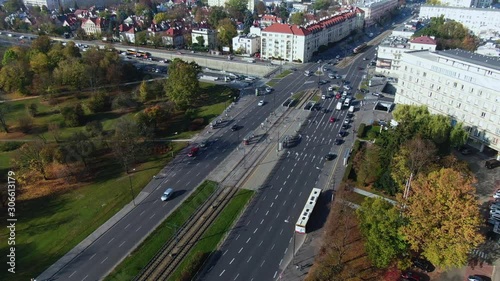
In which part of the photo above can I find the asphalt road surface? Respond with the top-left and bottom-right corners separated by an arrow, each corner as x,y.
199,41 -> 379,281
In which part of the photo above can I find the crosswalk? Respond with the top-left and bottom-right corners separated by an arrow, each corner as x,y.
470,248 -> 489,260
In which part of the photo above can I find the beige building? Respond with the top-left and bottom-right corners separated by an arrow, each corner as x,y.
356,0 -> 399,26
260,8 -> 364,63
395,49 -> 500,154
81,17 -> 105,36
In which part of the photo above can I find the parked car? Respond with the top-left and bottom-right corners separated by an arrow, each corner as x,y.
338,131 -> 348,137
486,159 -> 500,169
412,257 -> 434,272
334,138 -> 343,145
468,276 -> 484,281
319,80 -> 328,85
401,271 -> 422,281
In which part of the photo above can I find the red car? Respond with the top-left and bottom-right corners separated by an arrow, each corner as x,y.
329,117 -> 335,123
401,271 -> 422,281
335,93 -> 341,99
188,146 -> 199,157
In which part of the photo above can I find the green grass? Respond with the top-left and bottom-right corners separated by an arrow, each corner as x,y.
275,70 -> 292,78
105,181 -> 218,281
355,92 -> 364,100
168,189 -> 254,281
291,91 -> 305,101
311,94 -> 321,103
266,79 -> 279,87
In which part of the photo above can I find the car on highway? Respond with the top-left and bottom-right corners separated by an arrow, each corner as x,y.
319,80 -> 328,85
335,93 -> 341,99
324,153 -> 336,161
372,92 -> 382,97
329,117 -> 336,123
188,146 -> 199,157
258,100 -> 265,106
160,188 -> 174,201
199,140 -> 210,148
265,87 -> 273,93
328,73 -> 335,79
231,124 -> 240,131
334,138 -> 343,145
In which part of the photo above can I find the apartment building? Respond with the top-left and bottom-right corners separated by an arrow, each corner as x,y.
260,8 -> 364,63
439,0 -> 492,8
232,34 -> 260,55
191,28 -> 218,50
376,36 -> 436,77
355,0 -> 399,27
419,5 -> 500,39
395,49 -> 500,153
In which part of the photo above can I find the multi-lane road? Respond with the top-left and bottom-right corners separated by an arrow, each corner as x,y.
199,48 -> 377,281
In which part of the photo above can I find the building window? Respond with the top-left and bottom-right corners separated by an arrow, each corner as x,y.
481,112 -> 486,118
428,92 -> 432,97
453,82 -> 457,88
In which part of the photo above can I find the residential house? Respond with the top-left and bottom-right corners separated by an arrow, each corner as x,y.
191,28 -> 217,49
163,27 -> 185,48
81,17 -> 105,36
119,23 -> 136,43
232,34 -> 260,55
260,14 -> 283,28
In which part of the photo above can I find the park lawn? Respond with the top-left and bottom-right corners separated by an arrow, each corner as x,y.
105,181 -> 218,281
168,189 -> 254,281
0,142 -> 187,281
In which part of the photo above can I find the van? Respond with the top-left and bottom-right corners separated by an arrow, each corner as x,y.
486,159 -> 500,169
348,105 -> 354,113
161,188 -> 174,201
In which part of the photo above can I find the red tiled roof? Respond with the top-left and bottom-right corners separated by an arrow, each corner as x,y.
410,36 -> 436,45
262,23 -> 310,36
305,10 -> 358,33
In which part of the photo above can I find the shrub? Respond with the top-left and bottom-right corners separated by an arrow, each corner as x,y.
27,103 -> 38,117
61,104 -> 85,127
367,130 -> 378,139
18,116 -> 34,133
0,141 -> 24,152
86,92 -> 111,113
357,123 -> 366,138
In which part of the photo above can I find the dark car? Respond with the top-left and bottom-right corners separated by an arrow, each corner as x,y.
458,146 -> 472,155
319,80 -> 328,85
324,153 -> 336,161
412,257 -> 434,272
334,138 -> 343,145
338,131 -> 348,137
401,271 -> 422,281
486,159 -> 500,169
341,124 -> 349,130
231,125 -> 240,131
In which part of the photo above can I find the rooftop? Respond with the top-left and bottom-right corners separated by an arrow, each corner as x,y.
438,49 -> 500,71
410,36 -> 436,45
380,36 -> 410,48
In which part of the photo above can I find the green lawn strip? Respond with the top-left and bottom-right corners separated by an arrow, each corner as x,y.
0,143 -> 186,281
168,189 -> 255,281
104,181 -> 218,281
291,91 -> 305,101
310,94 -> 321,103
266,79 -> 279,87
275,70 -> 292,78
344,191 -> 370,206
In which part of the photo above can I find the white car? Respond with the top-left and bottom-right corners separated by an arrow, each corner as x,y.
265,87 -> 273,93
494,189 -> 500,199
258,100 -> 265,106
161,188 -> 174,201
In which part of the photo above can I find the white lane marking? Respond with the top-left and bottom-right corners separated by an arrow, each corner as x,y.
259,240 -> 263,246
284,247 -> 288,254
270,202 -> 274,208
219,270 -> 226,276
279,258 -> 283,265
125,224 -> 130,229
260,260 -> 266,267
287,174 -> 290,179
254,228 -> 258,234
234,273 -> 240,280
69,271 -> 76,278
265,210 -> 269,216
283,200 -> 287,206
283,181 -> 286,186
247,256 -> 252,262
275,194 -> 279,199
107,238 -> 114,245
235,234 -> 240,240
223,249 -> 228,256
149,213 -> 155,220
269,226 -> 273,232
82,275 -> 89,281
280,229 -> 283,235
119,241 -> 126,248
89,253 -> 96,260
273,271 -> 278,278
260,219 -> 264,224
101,257 -> 108,264
136,226 -> 142,232
238,247 -> 244,253
271,244 -> 275,250
246,237 -> 251,243
230,258 -> 235,264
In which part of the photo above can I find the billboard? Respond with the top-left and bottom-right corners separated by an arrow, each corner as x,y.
376,59 -> 392,69
222,46 -> 230,52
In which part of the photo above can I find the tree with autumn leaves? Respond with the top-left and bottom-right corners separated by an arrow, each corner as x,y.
400,168 -> 484,269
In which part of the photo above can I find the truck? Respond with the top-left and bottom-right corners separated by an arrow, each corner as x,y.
336,102 -> 342,110
200,75 -> 219,81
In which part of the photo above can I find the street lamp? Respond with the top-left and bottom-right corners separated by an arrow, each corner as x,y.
128,168 -> 136,206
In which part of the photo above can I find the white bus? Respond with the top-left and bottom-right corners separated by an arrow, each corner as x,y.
295,188 -> 322,234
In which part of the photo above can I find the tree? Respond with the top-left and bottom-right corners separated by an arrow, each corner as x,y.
0,61 -> 32,95
289,12 -> 305,25
207,6 -> 227,27
357,198 -> 408,268
422,114 -> 451,145
31,36 -> 52,54
86,92 -> 111,113
85,120 -> 104,137
164,59 -> 201,109
400,168 -> 484,269
30,52 -> 50,74
3,0 -> 23,13
0,102 -> 11,133
353,144 -> 382,186
2,48 -> 19,66
64,131 -> 95,168
312,0 -> 331,11
217,18 -> 237,49
256,1 -> 266,15
195,35 -> 205,47
449,122 -> 468,148
52,58 -> 87,90
14,140 -> 51,181
154,12 -> 169,23
48,122 -> 61,142
138,80 -> 153,102
61,104 -> 85,127
142,104 -> 168,132
226,0 -> 247,12
111,118 -> 144,173
391,137 -> 437,190
27,103 -> 38,117
18,116 -> 33,133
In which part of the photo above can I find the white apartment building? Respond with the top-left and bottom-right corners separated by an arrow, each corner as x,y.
23,0 -> 59,9
376,36 -> 436,77
475,42 -> 500,57
260,8 -> 364,63
355,0 -> 399,27
232,34 -> 260,55
191,28 -> 218,50
395,49 -> 500,153
207,0 -> 256,11
419,5 -> 500,39
440,0 -> 492,8
23,0 -> 122,10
